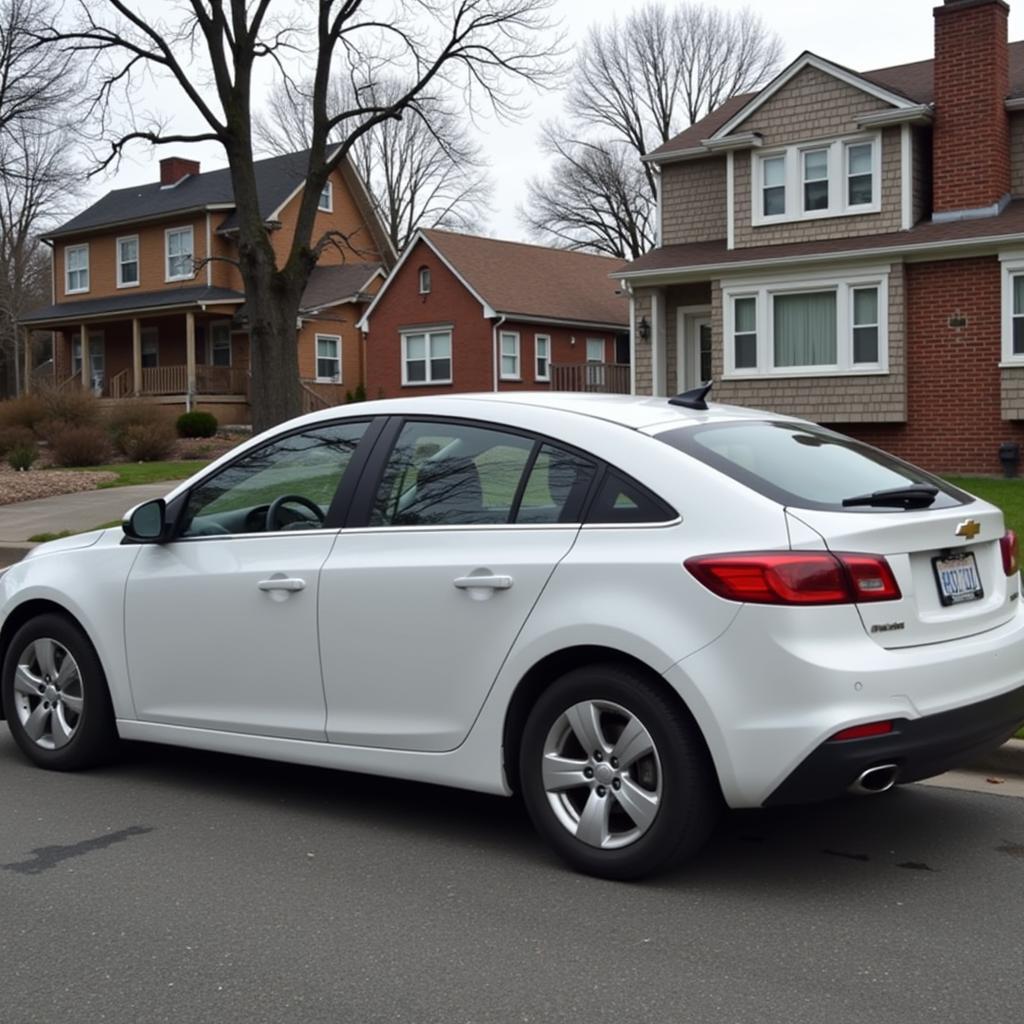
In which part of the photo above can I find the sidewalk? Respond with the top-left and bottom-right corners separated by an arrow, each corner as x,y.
0,482 -> 172,555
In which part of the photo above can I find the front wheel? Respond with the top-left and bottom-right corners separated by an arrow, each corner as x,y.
519,664 -> 718,880
1,613 -> 118,770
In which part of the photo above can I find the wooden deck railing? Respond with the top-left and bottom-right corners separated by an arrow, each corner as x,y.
109,369 -> 131,399
549,362 -> 631,394
141,365 -> 188,395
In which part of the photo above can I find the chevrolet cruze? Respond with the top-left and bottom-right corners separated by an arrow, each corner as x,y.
2,392 -> 1023,879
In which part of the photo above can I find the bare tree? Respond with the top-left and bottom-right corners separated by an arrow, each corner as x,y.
254,77 -> 493,252
522,1 -> 782,258
41,0 -> 557,430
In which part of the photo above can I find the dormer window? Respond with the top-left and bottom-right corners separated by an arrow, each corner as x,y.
753,133 -> 880,226
319,181 -> 333,212
419,267 -> 431,294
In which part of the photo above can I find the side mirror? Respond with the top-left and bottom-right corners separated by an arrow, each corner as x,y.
122,499 -> 168,543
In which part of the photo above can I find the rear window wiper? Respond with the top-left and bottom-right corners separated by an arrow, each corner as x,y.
841,484 -> 939,509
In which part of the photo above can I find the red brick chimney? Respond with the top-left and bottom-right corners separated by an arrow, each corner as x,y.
159,156 -> 201,187
932,0 -> 1011,216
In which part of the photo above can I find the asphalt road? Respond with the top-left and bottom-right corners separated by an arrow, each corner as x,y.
0,730 -> 1022,1024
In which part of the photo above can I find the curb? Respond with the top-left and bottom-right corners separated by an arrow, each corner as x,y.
0,542 -> 36,562
970,737 -> 1024,780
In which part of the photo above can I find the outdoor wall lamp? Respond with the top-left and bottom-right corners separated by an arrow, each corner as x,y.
638,316 -> 651,342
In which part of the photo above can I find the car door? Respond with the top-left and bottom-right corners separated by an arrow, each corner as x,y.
318,417 -> 598,752
124,418 -> 373,740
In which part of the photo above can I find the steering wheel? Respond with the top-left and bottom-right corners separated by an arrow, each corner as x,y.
265,494 -> 325,532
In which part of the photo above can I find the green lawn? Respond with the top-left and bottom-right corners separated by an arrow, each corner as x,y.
66,460 -> 210,488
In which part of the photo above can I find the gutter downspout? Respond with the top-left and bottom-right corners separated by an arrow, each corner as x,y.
491,315 -> 506,392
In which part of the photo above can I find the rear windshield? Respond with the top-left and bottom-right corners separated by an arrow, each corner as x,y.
656,421 -> 971,512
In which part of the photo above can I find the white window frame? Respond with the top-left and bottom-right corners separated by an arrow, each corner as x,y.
499,331 -> 521,381
65,244 -> 89,294
318,181 -> 333,212
418,267 -> 431,294
116,235 -> 140,289
1000,254 -> 1024,364
209,320 -> 232,367
722,268 -> 890,379
401,328 -> 453,386
165,225 -> 195,282
534,334 -> 551,382
314,333 -> 342,383
751,133 -> 881,227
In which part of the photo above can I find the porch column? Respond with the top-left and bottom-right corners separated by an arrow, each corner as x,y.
650,291 -> 667,398
132,317 -> 143,396
80,322 -> 90,390
185,311 -> 197,401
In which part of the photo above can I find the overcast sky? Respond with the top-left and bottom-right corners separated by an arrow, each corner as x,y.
95,0 -> 1024,242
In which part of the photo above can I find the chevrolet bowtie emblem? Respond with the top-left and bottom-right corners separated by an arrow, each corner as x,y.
956,519 -> 981,540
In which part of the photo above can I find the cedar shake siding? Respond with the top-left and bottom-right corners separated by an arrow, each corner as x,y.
659,158 -> 727,245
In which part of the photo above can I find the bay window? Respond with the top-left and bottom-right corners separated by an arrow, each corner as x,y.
724,271 -> 888,377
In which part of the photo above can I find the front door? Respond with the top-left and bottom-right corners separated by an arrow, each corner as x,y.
676,313 -> 712,393
124,419 -> 370,740
318,418 -> 598,752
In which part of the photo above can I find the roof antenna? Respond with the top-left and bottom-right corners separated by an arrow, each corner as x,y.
668,381 -> 713,411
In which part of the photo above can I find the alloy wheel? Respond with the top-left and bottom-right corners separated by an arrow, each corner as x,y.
12,638 -> 84,751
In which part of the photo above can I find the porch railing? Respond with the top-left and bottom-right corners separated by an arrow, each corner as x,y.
110,369 -> 131,399
549,362 -> 631,394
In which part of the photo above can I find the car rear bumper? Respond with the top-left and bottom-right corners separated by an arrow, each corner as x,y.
763,681 -> 1024,806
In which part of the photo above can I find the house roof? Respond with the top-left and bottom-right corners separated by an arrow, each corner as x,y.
21,286 -> 245,325
300,263 -> 382,311
47,151 -> 316,240
619,199 -> 1024,280
648,39 -> 1024,163
418,229 -> 629,327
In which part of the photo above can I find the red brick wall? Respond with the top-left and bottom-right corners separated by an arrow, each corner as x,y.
836,256 -> 1024,473
933,0 -> 1010,213
364,239 -> 620,398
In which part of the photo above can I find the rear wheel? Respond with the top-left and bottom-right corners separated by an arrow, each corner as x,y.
519,663 -> 718,880
1,614 -> 118,770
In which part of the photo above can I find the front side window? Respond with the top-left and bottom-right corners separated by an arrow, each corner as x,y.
141,327 -> 159,368
802,149 -> 829,212
535,334 -> 550,381
726,274 -> 887,376
166,226 -> 194,281
402,329 -> 452,385
181,420 -> 368,537
316,334 -> 341,381
117,236 -> 139,287
762,155 -> 786,217
500,332 -> 520,380
846,142 -> 874,207
318,181 -> 332,212
66,245 -> 89,294
210,322 -> 232,367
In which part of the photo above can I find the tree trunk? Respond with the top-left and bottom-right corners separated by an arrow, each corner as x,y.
245,272 -> 304,434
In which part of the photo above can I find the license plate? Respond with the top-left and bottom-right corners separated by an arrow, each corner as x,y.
932,551 -> 984,606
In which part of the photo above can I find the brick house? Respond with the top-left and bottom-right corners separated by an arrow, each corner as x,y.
21,150 -> 394,422
618,0 -> 1024,473
359,229 -> 629,397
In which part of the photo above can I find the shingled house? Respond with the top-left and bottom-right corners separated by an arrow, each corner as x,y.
618,0 -> 1024,473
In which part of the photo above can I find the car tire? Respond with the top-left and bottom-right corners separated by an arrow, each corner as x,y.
1,613 -> 119,771
519,663 -> 718,880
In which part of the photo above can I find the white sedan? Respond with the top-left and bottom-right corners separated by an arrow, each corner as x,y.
2,392 -> 1023,879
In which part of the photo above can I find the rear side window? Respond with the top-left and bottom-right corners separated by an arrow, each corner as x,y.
585,471 -> 676,525
657,421 -> 969,512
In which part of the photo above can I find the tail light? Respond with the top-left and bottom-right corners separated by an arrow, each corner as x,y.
1000,530 -> 1019,577
684,551 -> 901,605
830,720 -> 895,741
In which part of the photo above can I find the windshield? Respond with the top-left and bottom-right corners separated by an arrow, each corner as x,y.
656,420 -> 971,512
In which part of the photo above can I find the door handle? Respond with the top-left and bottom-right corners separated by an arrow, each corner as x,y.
453,575 -> 513,590
258,577 -> 306,592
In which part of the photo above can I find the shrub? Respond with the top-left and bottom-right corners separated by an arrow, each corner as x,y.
177,410 -> 218,438
0,393 -> 48,433
117,422 -> 177,462
0,426 -> 37,455
7,441 -> 38,471
345,382 -> 367,404
41,388 -> 102,430
106,401 -> 169,455
49,425 -> 111,467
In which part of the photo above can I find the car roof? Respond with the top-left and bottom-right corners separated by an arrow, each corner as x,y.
301,391 -> 800,433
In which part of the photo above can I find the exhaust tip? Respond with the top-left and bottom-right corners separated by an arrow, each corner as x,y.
849,763 -> 899,795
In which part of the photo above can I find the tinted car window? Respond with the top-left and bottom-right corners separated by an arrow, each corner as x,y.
181,420 -> 368,536
657,420 -> 970,512
370,421 -> 534,526
585,470 -> 676,524
515,445 -> 597,524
